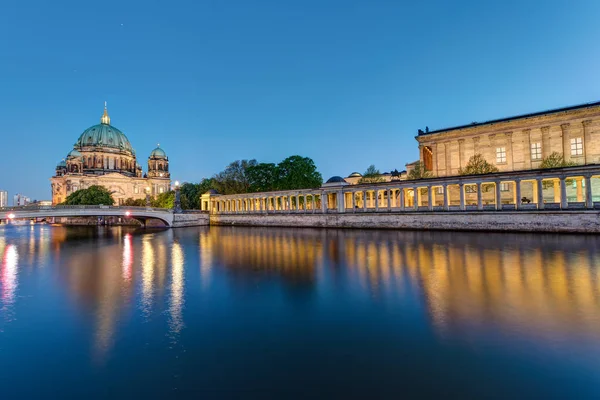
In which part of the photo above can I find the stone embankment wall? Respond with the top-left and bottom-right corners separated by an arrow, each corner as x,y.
172,213 -> 209,227
210,212 -> 600,233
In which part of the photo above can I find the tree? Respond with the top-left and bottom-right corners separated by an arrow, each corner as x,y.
276,155 -> 323,190
540,152 -> 576,169
247,163 -> 278,192
459,154 -> 499,175
358,165 -> 385,184
212,159 -> 257,194
63,185 -> 114,205
180,182 -> 201,210
152,191 -> 174,209
407,161 -> 432,180
123,198 -> 145,207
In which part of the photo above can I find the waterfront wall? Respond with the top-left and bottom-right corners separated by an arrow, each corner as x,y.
173,213 -> 209,228
210,211 -> 600,233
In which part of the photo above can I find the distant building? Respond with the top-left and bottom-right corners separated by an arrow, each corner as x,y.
13,194 -> 31,206
0,190 -> 7,207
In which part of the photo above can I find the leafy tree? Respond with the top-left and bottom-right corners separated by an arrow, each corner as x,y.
63,185 -> 114,205
540,152 -> 576,169
151,191 -> 175,209
407,161 -> 433,180
197,178 -> 215,195
247,163 -> 278,192
123,198 -> 146,207
212,159 -> 257,195
358,165 -> 385,183
459,154 -> 499,175
276,155 -> 323,190
180,182 -> 202,209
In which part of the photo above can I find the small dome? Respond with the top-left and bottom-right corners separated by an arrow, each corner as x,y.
204,189 -> 219,195
326,176 -> 347,184
150,145 -> 167,159
348,172 -> 362,178
67,149 -> 82,158
56,160 -> 67,168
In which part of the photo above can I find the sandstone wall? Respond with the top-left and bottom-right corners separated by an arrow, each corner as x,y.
172,213 -> 209,228
210,212 -> 600,233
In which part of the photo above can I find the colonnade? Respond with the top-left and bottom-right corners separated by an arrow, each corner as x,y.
209,166 -> 600,214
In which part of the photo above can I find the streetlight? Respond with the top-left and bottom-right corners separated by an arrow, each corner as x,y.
145,186 -> 151,207
174,180 -> 182,213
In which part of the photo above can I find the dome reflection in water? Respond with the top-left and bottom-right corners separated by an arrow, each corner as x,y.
0,225 -> 599,398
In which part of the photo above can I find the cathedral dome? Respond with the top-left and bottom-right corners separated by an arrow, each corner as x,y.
56,159 -> 66,168
67,149 -> 82,158
74,105 -> 134,153
149,145 -> 167,159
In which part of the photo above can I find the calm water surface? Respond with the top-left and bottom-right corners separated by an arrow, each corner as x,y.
1,225 -> 599,398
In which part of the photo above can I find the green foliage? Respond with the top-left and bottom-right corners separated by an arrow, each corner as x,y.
358,165 -> 385,183
151,191 -> 175,209
408,161 -> 433,180
540,152 -> 576,169
247,163 -> 278,192
63,185 -> 114,205
123,198 -> 146,207
212,159 -> 257,195
276,155 -> 323,190
180,183 -> 201,209
459,154 -> 499,176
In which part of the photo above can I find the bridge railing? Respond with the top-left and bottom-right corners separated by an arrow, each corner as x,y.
0,205 -> 173,212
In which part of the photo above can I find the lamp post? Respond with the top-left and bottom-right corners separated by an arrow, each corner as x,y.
145,186 -> 151,207
174,180 -> 182,213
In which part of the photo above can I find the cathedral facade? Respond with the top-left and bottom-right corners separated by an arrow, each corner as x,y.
51,105 -> 171,205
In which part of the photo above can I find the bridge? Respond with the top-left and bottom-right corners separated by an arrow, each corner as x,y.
0,205 -> 174,227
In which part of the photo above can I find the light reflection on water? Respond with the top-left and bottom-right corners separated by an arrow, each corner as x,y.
0,224 -> 599,398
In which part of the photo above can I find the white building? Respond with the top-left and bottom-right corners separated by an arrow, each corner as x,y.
0,190 -> 7,208
13,194 -> 31,206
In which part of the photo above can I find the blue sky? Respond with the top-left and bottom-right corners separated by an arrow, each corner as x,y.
1,0 -> 599,201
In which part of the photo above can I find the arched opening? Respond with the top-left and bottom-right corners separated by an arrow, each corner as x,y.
423,146 -> 433,171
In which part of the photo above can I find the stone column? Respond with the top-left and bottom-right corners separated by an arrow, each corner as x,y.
338,190 -> 345,212
322,192 -> 328,213
523,129 -> 532,169
560,178 -> 568,209
561,123 -> 571,163
515,180 -> 521,210
443,184 -> 448,211
363,191 -> 367,212
495,181 -> 502,210
413,188 -> 419,210
459,184 -> 465,211
399,189 -> 405,211
531,179 -> 538,205
375,191 -> 379,212
537,179 -> 544,210
506,132 -> 514,170
553,180 -> 560,203
458,139 -> 465,171
583,120 -> 592,164
576,177 -> 584,202
476,182 -> 483,210
585,175 -> 593,209
428,186 -> 433,211
541,126 -> 550,158
417,187 -> 423,207
386,189 -> 391,211
431,187 -> 437,208
303,195 -> 308,213
312,195 -> 316,214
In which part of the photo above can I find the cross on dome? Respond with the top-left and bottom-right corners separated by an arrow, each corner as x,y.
100,101 -> 111,125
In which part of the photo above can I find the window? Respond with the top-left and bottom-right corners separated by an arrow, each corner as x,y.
159,187 -> 164,193
531,143 -> 542,160
501,183 -> 510,192
496,147 -> 507,163
134,186 -> 139,194
571,138 -> 583,156
436,187 -> 443,195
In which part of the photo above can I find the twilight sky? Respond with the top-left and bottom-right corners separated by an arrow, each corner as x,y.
1,0 -> 599,201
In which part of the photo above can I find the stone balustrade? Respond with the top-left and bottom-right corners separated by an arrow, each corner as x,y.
207,165 -> 600,215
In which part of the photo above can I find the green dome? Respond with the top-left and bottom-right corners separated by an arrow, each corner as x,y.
75,123 -> 133,153
67,149 -> 82,158
150,145 -> 167,159
57,160 -> 66,168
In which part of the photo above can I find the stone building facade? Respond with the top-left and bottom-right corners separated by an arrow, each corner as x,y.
51,105 -> 171,205
415,101 -> 600,176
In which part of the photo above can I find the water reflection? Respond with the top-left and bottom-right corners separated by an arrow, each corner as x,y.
169,242 -> 185,336
1,243 -> 18,325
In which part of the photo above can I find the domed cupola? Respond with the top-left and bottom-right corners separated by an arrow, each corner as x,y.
55,159 -> 67,176
74,103 -> 134,155
67,149 -> 82,159
147,144 -> 170,179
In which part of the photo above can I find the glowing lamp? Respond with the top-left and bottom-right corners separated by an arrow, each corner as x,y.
175,180 -> 180,187
125,211 -> 131,217
7,213 -> 15,219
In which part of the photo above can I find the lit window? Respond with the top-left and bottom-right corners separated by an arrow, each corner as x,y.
436,187 -> 443,195
531,143 -> 542,160
496,147 -> 506,163
501,183 -> 510,192
571,138 -> 583,156
134,187 -> 139,194
159,187 -> 164,193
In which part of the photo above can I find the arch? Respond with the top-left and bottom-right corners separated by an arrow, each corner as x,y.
423,146 -> 434,171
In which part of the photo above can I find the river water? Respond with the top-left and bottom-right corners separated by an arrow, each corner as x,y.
0,224 -> 599,398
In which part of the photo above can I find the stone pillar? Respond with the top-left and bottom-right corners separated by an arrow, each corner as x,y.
304,195 -> 308,213
553,180 -> 560,203
322,192 -> 328,213
531,179 -> 537,205
523,129 -> 532,169
476,182 -> 483,210
399,189 -> 405,211
431,187 -> 437,208
312,195 -> 316,214
338,190 -> 345,213
428,186 -> 433,211
576,178 -> 584,202
386,189 -> 391,211
417,188 -> 423,207
443,184 -> 448,211
515,180 -> 521,210
560,178 -> 568,209
537,179 -> 544,210
585,175 -> 593,209
375,191 -> 379,212
413,188 -> 419,210
561,123 -> 571,163
495,181 -> 502,210
583,120 -> 592,164
363,191 -> 367,212
459,184 -> 465,211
